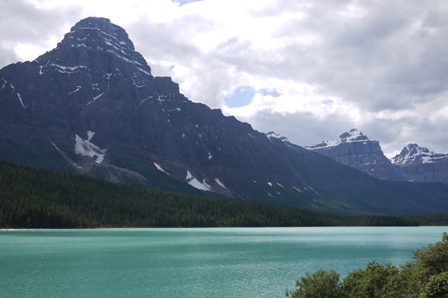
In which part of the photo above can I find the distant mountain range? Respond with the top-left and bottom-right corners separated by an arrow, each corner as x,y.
307,129 -> 448,184
1,17 -> 447,215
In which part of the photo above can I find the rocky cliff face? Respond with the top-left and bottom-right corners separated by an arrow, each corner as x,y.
306,129 -> 403,180
391,144 -> 448,183
1,17 -> 448,215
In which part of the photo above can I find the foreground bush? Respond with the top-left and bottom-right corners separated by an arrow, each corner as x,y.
287,232 -> 448,298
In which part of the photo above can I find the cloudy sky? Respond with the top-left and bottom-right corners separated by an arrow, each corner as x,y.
1,0 -> 448,157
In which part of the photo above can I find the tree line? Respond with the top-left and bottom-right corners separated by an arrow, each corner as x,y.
0,160 -> 446,229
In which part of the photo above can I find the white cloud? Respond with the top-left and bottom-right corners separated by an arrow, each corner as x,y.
1,0 -> 448,155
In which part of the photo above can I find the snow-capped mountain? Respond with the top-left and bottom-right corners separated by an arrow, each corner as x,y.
391,144 -> 448,165
1,17 -> 447,215
307,128 -> 368,148
391,144 -> 448,183
306,129 -> 403,180
307,130 -> 448,184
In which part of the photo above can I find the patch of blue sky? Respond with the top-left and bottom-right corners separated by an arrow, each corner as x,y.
172,0 -> 203,6
259,88 -> 281,98
224,86 -> 281,108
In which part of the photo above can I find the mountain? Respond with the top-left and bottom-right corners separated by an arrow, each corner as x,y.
391,144 -> 448,183
306,129 -> 403,180
307,130 -> 448,185
1,17 -> 448,215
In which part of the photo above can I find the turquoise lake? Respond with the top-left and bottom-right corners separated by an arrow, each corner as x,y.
1,227 -> 447,297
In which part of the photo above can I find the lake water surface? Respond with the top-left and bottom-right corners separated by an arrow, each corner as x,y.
1,227 -> 447,297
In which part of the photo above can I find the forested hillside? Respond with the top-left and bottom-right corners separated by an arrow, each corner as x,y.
0,160 -> 445,229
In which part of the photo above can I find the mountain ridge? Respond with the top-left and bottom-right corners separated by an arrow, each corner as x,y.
391,143 -> 448,165
307,129 -> 448,184
1,17 -> 448,215
306,128 -> 368,149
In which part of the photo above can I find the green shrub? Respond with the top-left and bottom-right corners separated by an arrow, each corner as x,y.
288,233 -> 448,298
289,269 -> 341,298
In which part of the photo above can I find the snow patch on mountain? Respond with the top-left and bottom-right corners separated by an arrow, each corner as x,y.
74,131 -> 106,164
293,186 -> 302,193
266,131 -> 289,142
186,170 -> 211,191
215,178 -> 227,189
16,93 -> 26,109
154,162 -> 169,175
51,64 -> 87,74
68,86 -> 82,95
87,92 -> 105,105
1,79 -> 26,109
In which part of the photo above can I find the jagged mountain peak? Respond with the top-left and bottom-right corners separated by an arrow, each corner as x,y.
391,143 -> 448,165
405,143 -> 431,155
35,16 -> 151,77
307,128 -> 369,149
339,128 -> 368,142
70,17 -> 134,49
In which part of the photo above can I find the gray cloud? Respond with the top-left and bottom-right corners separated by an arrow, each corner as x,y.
0,0 -> 83,63
246,110 -> 356,147
128,15 -> 205,64
239,1 -> 448,114
0,45 -> 19,69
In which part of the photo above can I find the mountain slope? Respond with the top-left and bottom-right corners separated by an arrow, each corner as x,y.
1,160 -> 423,228
1,17 -> 447,215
